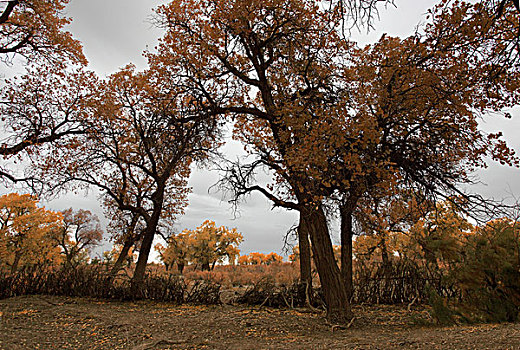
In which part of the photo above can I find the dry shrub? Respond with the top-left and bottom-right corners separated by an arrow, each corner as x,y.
0,265 -> 220,305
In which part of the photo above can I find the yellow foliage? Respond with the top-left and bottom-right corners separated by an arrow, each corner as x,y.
0,193 -> 63,272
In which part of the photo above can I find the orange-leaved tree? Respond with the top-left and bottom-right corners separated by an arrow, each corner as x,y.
38,64 -> 221,283
239,252 -> 284,265
152,0 -> 520,323
155,230 -> 191,273
185,220 -> 243,271
0,193 -> 63,273
0,0 -> 86,64
0,62 -> 98,184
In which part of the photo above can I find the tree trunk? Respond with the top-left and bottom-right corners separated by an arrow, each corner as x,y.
201,262 -> 210,271
340,205 -> 354,301
133,205 -> 162,284
110,238 -> 134,277
301,205 -> 352,323
10,252 -> 21,274
298,215 -> 312,286
380,236 -> 392,279
177,263 -> 184,274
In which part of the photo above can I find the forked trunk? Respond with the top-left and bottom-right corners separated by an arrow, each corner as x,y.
301,205 -> 352,323
201,262 -> 210,271
133,206 -> 162,284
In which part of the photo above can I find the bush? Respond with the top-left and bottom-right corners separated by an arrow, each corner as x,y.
0,265 -> 221,305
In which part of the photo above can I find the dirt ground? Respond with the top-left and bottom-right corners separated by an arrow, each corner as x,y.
1,295 -> 519,349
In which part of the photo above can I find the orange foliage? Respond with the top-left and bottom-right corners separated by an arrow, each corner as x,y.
0,193 -> 63,273
0,0 -> 86,64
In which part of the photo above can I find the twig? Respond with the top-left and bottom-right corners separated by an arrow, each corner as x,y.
407,295 -> 418,312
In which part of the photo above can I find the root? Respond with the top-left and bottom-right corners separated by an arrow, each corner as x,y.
407,296 -> 418,312
304,281 -> 321,313
329,317 -> 357,333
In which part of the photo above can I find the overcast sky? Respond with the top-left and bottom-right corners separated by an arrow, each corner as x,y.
4,0 -> 520,260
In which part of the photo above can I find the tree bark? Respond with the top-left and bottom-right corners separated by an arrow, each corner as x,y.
298,215 -> 312,286
301,205 -> 352,323
110,238 -> 134,277
340,205 -> 354,301
177,263 -> 184,274
380,236 -> 392,279
10,252 -> 21,274
133,203 -> 162,284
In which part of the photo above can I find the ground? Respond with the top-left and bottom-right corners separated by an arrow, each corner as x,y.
1,295 -> 519,349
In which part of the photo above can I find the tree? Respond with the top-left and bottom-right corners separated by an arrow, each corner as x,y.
38,64 -> 220,283
186,220 -> 242,271
238,252 -> 284,265
456,217 -> 520,321
154,0 -> 520,323
0,193 -> 63,273
0,0 -> 86,64
103,199 -> 146,276
264,252 -> 284,265
155,230 -> 190,273
103,243 -> 136,268
0,62 -> 98,184
55,208 -> 103,267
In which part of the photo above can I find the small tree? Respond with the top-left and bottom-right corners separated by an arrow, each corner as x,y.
0,193 -> 63,273
186,220 -> 243,271
264,252 -> 284,265
55,208 -> 103,267
456,218 -> 520,322
155,230 -> 190,273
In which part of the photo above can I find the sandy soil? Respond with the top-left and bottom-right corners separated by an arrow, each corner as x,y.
1,295 -> 519,349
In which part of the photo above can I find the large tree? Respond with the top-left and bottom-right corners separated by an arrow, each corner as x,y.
39,64 -> 220,283
153,0 -> 520,323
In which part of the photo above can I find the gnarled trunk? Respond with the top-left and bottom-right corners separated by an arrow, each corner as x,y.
301,205 -> 352,323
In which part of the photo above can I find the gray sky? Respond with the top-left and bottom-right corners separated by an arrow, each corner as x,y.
5,0 -> 520,259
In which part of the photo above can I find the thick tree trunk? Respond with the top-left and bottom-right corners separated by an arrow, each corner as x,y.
298,215 -> 312,286
301,205 -> 352,323
133,205 -> 162,284
110,238 -> 134,277
340,205 -> 354,301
